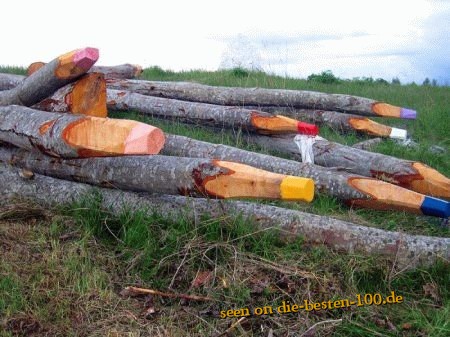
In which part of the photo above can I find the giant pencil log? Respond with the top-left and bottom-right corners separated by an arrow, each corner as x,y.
33,73 -> 107,117
0,105 -> 165,157
28,62 -> 142,79
244,106 -> 407,139
107,90 -> 318,135
1,164 -> 448,268
248,135 -> 450,199
0,146 -> 314,202
106,79 -> 417,119
162,134 -> 449,217
0,48 -> 98,107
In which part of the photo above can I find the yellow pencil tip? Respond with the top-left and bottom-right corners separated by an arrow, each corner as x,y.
280,176 -> 315,202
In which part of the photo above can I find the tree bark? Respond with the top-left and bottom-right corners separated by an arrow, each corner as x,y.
106,89 -> 318,135
0,145 -> 314,202
162,134 -> 449,217
0,73 -> 23,91
28,62 -> 142,79
1,164 -> 448,268
247,134 -> 450,199
0,105 -> 165,157
243,106 -> 407,139
106,79 -> 417,119
32,73 -> 107,117
352,138 -> 383,150
0,48 -> 98,107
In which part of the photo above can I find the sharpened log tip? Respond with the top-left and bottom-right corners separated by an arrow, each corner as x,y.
372,102 -> 417,119
61,117 -> 165,157
348,177 -> 449,218
124,123 -> 166,155
56,47 -> 99,79
410,163 -> 450,198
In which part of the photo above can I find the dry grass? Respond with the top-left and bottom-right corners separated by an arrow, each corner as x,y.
1,201 -> 448,336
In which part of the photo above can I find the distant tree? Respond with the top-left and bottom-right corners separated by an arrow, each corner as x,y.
431,79 -> 438,86
307,70 -> 341,84
391,77 -> 401,85
375,78 -> 389,85
422,78 -> 430,86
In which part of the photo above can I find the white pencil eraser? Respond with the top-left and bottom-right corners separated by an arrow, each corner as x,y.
389,127 -> 407,140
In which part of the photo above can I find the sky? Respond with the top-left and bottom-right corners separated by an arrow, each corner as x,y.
2,0 -> 449,84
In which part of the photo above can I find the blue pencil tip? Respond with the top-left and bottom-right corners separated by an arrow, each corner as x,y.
421,196 -> 450,218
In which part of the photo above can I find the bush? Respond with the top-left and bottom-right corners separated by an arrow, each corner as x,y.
231,67 -> 249,78
307,70 -> 341,84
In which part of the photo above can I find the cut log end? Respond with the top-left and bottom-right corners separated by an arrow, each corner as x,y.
410,162 -> 450,198
62,117 -> 165,157
372,103 -> 417,119
56,47 -> 99,79
71,73 -> 107,117
27,62 -> 45,76
132,64 -> 143,77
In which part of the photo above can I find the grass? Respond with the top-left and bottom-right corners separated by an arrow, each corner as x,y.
0,65 -> 449,336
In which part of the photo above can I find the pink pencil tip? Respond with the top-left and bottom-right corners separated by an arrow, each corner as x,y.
124,124 -> 165,155
73,47 -> 99,71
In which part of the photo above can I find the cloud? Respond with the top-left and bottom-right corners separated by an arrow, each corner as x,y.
409,4 -> 450,84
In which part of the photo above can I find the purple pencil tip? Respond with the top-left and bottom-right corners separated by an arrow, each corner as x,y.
400,108 -> 417,119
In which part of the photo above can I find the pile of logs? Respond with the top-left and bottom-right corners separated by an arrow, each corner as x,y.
1,48 -> 449,268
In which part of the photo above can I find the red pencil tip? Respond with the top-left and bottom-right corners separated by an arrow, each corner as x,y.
73,47 -> 99,71
297,122 -> 319,136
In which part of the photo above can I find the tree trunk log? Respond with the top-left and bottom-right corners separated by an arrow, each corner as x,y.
243,106 -> 407,139
106,79 -> 417,119
0,48 -> 98,107
353,138 -> 384,150
247,135 -> 450,199
106,90 -> 318,135
162,134 -> 449,217
0,106 -> 164,157
28,62 -> 142,79
0,145 -> 314,202
32,73 -> 107,117
1,164 -> 448,268
0,73 -> 23,91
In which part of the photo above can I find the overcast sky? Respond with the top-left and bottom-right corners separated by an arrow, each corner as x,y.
2,0 -> 449,84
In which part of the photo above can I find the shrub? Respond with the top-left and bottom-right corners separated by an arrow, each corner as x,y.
307,70 -> 341,84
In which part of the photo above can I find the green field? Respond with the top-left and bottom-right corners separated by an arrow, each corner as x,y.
0,66 -> 449,336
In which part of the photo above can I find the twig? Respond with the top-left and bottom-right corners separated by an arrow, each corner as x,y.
349,321 -> 388,337
215,317 -> 247,337
121,286 -> 214,302
300,318 -> 342,337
